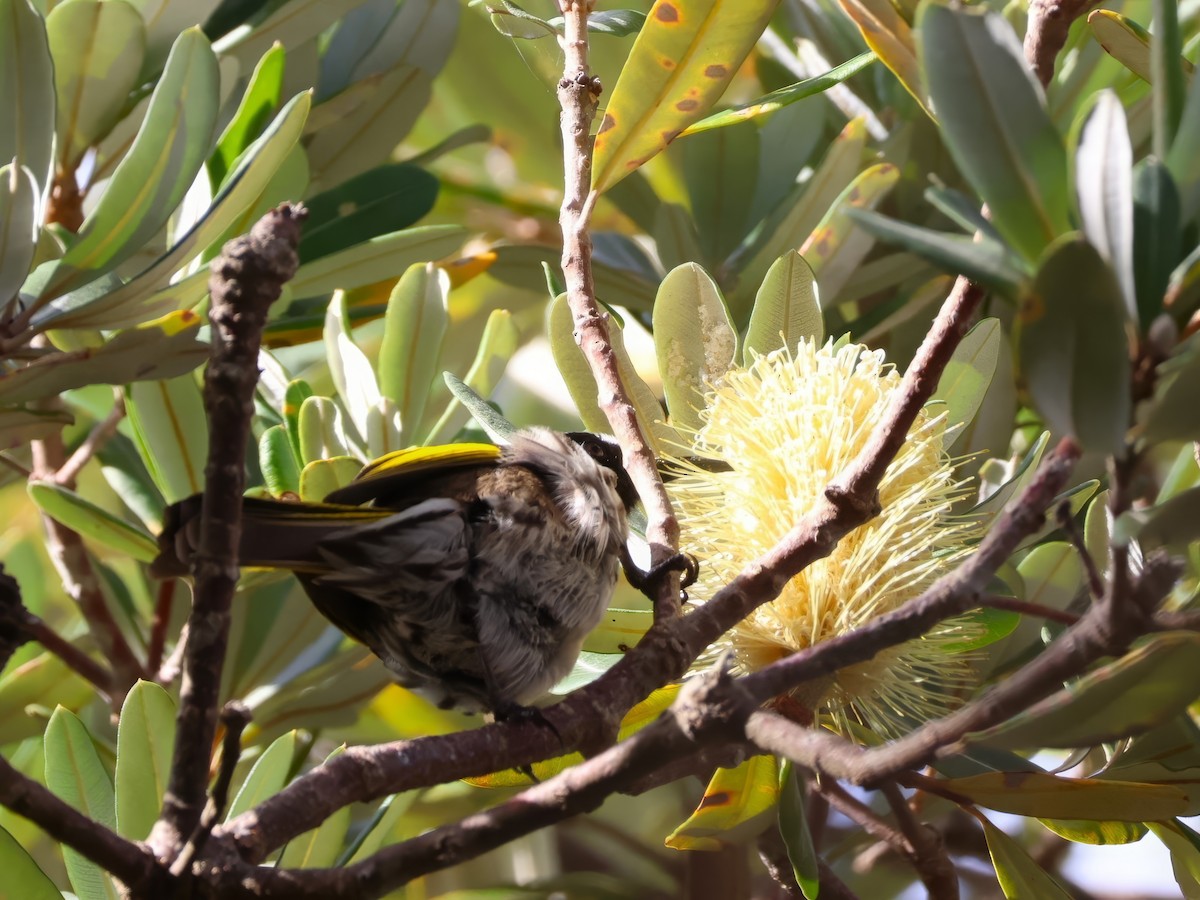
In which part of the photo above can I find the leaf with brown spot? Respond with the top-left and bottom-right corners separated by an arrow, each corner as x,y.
665,755 -> 780,850
591,0 -> 780,194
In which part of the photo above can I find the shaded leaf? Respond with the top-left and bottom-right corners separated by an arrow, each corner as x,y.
279,746 -> 350,868
683,121 -> 758,264
932,317 -> 1001,433
425,310 -> 519,445
945,771 -> 1200,820
288,225 -> 465,298
0,823 -> 59,900
0,311 -> 207,406
443,373 -> 517,444
777,761 -> 819,899
918,2 -> 1070,262
1038,818 -> 1147,845
1141,338 -> 1200,443
0,0 -> 55,193
0,405 -> 73,450
1074,90 -> 1136,319
1016,235 -> 1131,454
0,163 -> 39,305
973,632 -> 1200,750
1132,158 -> 1181,327
982,818 -> 1073,899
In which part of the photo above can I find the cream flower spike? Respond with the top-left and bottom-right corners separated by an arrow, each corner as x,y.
665,338 -> 984,738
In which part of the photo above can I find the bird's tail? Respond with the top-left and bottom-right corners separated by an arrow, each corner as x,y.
150,495 -> 392,579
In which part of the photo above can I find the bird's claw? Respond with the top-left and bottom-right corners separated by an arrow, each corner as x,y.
624,551 -> 700,603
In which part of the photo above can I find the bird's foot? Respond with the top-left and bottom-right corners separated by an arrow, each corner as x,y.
623,551 -> 700,603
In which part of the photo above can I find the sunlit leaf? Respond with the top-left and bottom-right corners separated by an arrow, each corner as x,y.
777,761 -> 819,898
0,823 -> 59,900
592,0 -> 779,193
945,771 -> 1200,820
224,730 -> 297,823
288,225 -> 465,298
1038,818 -> 1146,845
126,372 -> 208,504
0,163 -> 39,305
0,0 -> 55,193
744,251 -> 822,358
653,263 -> 737,433
27,481 -> 158,563
665,755 -> 780,850
932,317 -> 1000,433
115,681 -> 176,841
378,262 -> 450,445
209,42 -> 285,188
838,0 -> 928,116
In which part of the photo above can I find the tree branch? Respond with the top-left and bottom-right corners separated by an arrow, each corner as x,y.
150,203 -> 305,858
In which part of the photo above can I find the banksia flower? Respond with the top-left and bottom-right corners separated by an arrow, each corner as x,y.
666,339 -> 983,737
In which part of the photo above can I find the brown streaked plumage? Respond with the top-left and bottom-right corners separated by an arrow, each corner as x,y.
152,428 -> 635,713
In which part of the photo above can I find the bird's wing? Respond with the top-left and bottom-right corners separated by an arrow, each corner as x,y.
312,497 -> 472,617
324,443 -> 501,507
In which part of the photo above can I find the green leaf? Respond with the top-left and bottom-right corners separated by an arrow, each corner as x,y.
287,225 -> 465,298
0,310 -> 207,406
298,456 -> 361,503
425,310 -> 519,445
653,263 -> 737,433
1087,10 -> 1163,83
259,424 -> 300,496
0,404 -> 73,449
115,680 -> 176,841
323,292 -> 380,446
1141,338 -> 1200,443
744,251 -> 823,358
946,771 -> 1200,820
653,202 -> 704,273
932,317 -> 1001,433
729,118 -> 869,317
582,606 -> 652,654
37,28 -> 219,303
27,481 -> 157,563
0,0 -> 55,193
283,379 -> 313,463
300,164 -> 439,263
918,2 -> 1070,263
1132,158 -> 1181,327
777,761 -> 819,899
1119,484 -> 1200,551
801,162 -> 899,301
298,396 -> 351,465
44,706 -> 119,900
838,0 -> 928,117
0,823 -> 60,900
1150,0 -> 1185,158
307,63 -> 432,189
849,209 -> 1026,296
548,293 -> 680,453
940,606 -> 1019,653
974,632 -> 1200,750
685,52 -> 875,136
209,42 -> 285,188
683,121 -> 758,265
0,164 -> 38,306
126,372 -> 208,504
489,1 -> 555,39
1148,820 -> 1200,897
279,746 -> 350,868
46,0 -> 146,171
341,791 -> 419,865
1074,91 -> 1136,319
982,818 -> 1073,899
1017,235 -> 1131,454
442,373 -> 516,444
0,653 -> 92,746
224,730 -> 297,823
665,755 -> 780,850
34,91 -> 311,331
378,262 -> 450,445
1038,818 -> 1147,845
591,0 -> 778,193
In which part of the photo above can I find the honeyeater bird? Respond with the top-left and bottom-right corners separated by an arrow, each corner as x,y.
152,428 -> 645,715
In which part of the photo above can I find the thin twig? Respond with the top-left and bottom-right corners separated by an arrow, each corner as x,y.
146,577 -> 176,677
555,0 -> 682,620
880,781 -> 958,900
55,390 -> 125,487
1055,501 -> 1105,600
21,612 -> 115,695
150,203 -> 305,859
978,593 -> 1080,626
171,702 -> 252,877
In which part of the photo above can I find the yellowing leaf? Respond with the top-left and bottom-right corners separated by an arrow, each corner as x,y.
942,771 -> 1200,820
592,0 -> 779,193
665,755 -> 779,850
